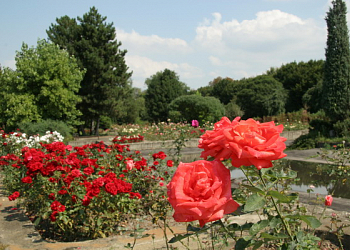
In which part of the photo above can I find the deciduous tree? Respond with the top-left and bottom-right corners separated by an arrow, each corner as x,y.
145,69 -> 188,122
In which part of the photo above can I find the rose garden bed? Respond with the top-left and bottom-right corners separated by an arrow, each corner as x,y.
1,117 -> 350,249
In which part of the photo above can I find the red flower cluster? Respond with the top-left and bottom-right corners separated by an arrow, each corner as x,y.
112,135 -> 144,143
152,151 -> 167,160
8,191 -> 20,201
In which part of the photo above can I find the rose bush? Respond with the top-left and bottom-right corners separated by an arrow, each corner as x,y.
198,116 -> 287,170
1,141 -> 174,240
167,160 -> 239,227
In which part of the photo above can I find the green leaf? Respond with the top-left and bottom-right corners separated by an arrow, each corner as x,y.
269,216 -> 282,228
252,241 -> 264,250
169,233 -> 193,243
299,215 -> 322,229
33,217 -> 41,226
242,185 -> 265,195
267,190 -> 292,203
97,218 -> 102,227
249,220 -> 269,236
187,224 -> 201,232
260,232 -> 289,240
244,194 -> 266,212
235,238 -> 251,250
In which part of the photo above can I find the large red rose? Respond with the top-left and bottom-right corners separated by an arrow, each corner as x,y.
198,117 -> 287,170
167,160 -> 239,227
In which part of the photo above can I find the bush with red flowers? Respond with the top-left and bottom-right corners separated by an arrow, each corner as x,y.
1,141 -> 173,241
112,134 -> 144,143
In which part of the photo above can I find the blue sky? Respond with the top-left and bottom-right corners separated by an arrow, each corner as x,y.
0,0 -> 341,90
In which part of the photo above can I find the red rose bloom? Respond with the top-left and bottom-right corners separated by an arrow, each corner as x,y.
199,117 -> 287,170
8,191 -> 20,201
167,160 -> 174,167
21,176 -> 33,184
167,160 -> 239,227
325,195 -> 333,206
83,166 -> 94,175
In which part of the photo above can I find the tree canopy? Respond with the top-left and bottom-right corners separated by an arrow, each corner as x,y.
145,69 -> 188,122
236,75 -> 287,119
47,7 -> 132,134
0,40 -> 84,130
168,94 -> 225,123
268,60 -> 324,112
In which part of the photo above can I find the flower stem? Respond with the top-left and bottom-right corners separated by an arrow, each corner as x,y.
218,219 -> 236,240
258,170 -> 294,242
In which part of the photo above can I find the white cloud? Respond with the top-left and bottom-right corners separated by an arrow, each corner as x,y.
116,29 -> 192,56
116,9 -> 327,90
194,10 -> 326,79
125,55 -> 203,89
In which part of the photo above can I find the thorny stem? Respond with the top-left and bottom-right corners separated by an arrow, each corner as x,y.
218,219 -> 236,240
165,223 -> 191,250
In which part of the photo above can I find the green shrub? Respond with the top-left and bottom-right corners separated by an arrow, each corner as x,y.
309,119 -> 333,137
19,119 -> 72,142
288,133 -> 316,150
169,95 -> 225,123
225,100 -> 244,120
334,118 -> 350,137
99,116 -> 113,130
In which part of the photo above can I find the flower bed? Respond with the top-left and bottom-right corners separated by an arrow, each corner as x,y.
111,134 -> 144,143
1,141 -> 174,241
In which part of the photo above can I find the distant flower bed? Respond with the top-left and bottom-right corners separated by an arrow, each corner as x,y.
111,134 -> 144,143
112,120 -> 209,141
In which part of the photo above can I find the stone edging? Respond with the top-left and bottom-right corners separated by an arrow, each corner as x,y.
68,129 -> 309,149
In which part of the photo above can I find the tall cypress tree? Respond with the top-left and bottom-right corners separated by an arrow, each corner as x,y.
322,0 -> 350,122
47,7 -> 132,135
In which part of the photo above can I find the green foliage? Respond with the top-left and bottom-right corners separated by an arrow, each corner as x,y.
211,77 -> 237,105
47,7 -> 133,134
0,40 -> 83,130
196,85 -> 213,97
116,88 -> 146,124
15,40 -> 84,127
236,75 -> 287,118
302,80 -> 323,113
288,133 -> 317,150
322,0 -> 350,122
333,118 -> 350,137
19,119 -> 72,141
269,60 -> 324,112
168,94 -> 225,123
225,99 -> 244,120
145,69 -> 188,122
99,116 -> 113,130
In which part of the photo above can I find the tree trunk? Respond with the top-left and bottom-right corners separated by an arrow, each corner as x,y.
95,117 -> 100,137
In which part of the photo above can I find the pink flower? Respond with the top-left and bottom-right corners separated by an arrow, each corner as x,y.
126,160 -> 135,171
167,160 -> 239,227
325,195 -> 333,206
199,117 -> 287,170
191,120 -> 199,128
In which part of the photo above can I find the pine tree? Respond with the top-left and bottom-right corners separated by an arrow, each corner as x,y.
47,7 -> 132,135
322,0 -> 350,122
